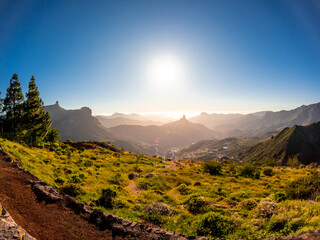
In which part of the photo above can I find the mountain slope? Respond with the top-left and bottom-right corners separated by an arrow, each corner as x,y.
109,115 -> 216,154
174,136 -> 261,161
45,101 -> 117,141
240,121 -> 320,165
44,102 -> 156,155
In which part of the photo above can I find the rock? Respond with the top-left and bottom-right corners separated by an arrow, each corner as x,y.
31,182 -> 62,203
4,156 -> 14,163
65,195 -> 92,215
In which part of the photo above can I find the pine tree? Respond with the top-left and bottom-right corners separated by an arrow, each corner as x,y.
24,75 -> 52,144
0,92 -> 3,114
0,92 -> 3,136
3,73 -> 25,138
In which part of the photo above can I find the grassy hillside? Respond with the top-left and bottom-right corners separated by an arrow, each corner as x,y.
241,122 -> 320,165
1,138 -> 320,239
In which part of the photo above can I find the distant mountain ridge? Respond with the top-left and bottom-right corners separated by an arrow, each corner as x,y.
44,102 -> 156,155
240,121 -> 320,165
96,116 -> 163,128
109,115 -> 216,154
189,102 -> 320,138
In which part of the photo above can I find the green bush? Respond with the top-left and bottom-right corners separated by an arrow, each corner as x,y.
109,173 -> 124,185
239,164 -> 260,179
287,156 -> 300,168
71,174 -> 83,183
97,187 -> 117,209
267,215 -> 288,232
239,198 -> 258,210
84,160 -> 93,167
289,218 -> 305,231
274,192 -> 287,202
196,212 -> 236,238
177,183 -> 189,195
142,213 -> 164,225
184,194 -> 207,214
54,177 -> 65,184
44,128 -> 60,142
285,171 -> 320,200
263,167 -> 274,176
60,184 -> 83,197
203,161 -> 222,175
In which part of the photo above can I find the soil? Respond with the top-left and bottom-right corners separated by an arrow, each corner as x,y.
0,154 -> 114,240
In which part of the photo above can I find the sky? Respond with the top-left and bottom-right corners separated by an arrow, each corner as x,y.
0,0 -> 320,116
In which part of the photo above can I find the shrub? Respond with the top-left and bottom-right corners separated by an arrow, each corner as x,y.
263,167 -> 274,176
44,128 -> 60,142
267,215 -> 288,232
254,198 -> 277,219
239,198 -> 258,210
128,172 -> 139,180
287,156 -> 300,168
203,161 -> 222,175
109,173 -> 124,185
84,160 -> 93,167
97,187 -> 117,209
194,181 -> 201,186
289,218 -> 305,231
177,183 -> 189,195
60,184 -> 83,197
142,213 -> 164,225
196,212 -> 236,238
184,194 -> 207,214
239,164 -> 260,179
265,159 -> 277,167
285,171 -> 320,200
71,174 -> 82,183
144,202 -> 174,216
274,192 -> 287,202
54,177 -> 65,184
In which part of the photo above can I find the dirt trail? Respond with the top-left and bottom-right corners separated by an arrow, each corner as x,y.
126,180 -> 141,196
0,154 -> 114,240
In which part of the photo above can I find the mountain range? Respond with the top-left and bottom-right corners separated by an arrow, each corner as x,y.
45,101 -> 320,157
44,102 -> 156,155
109,115 -> 216,154
189,102 -> 320,139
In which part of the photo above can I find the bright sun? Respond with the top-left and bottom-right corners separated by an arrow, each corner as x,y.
147,55 -> 184,87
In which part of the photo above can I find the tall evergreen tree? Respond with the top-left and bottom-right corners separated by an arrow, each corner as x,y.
24,75 -> 52,144
3,73 -> 25,137
0,92 -> 3,136
0,92 -> 3,114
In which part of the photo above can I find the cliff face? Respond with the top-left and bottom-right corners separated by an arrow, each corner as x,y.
44,101 -> 117,142
240,121 -> 320,165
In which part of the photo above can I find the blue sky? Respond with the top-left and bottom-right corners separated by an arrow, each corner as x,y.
0,0 -> 320,116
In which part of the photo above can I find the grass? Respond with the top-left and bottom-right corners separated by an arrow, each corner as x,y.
1,138 -> 319,239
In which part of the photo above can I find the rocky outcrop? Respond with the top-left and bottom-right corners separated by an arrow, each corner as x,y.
0,204 -> 36,240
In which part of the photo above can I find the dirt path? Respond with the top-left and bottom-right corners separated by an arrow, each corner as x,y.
0,154 -> 114,240
126,180 -> 141,196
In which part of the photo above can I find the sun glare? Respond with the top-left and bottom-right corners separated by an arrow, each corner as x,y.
147,55 -> 184,87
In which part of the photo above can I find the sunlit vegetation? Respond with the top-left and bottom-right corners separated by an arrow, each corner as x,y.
1,138 -> 320,239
